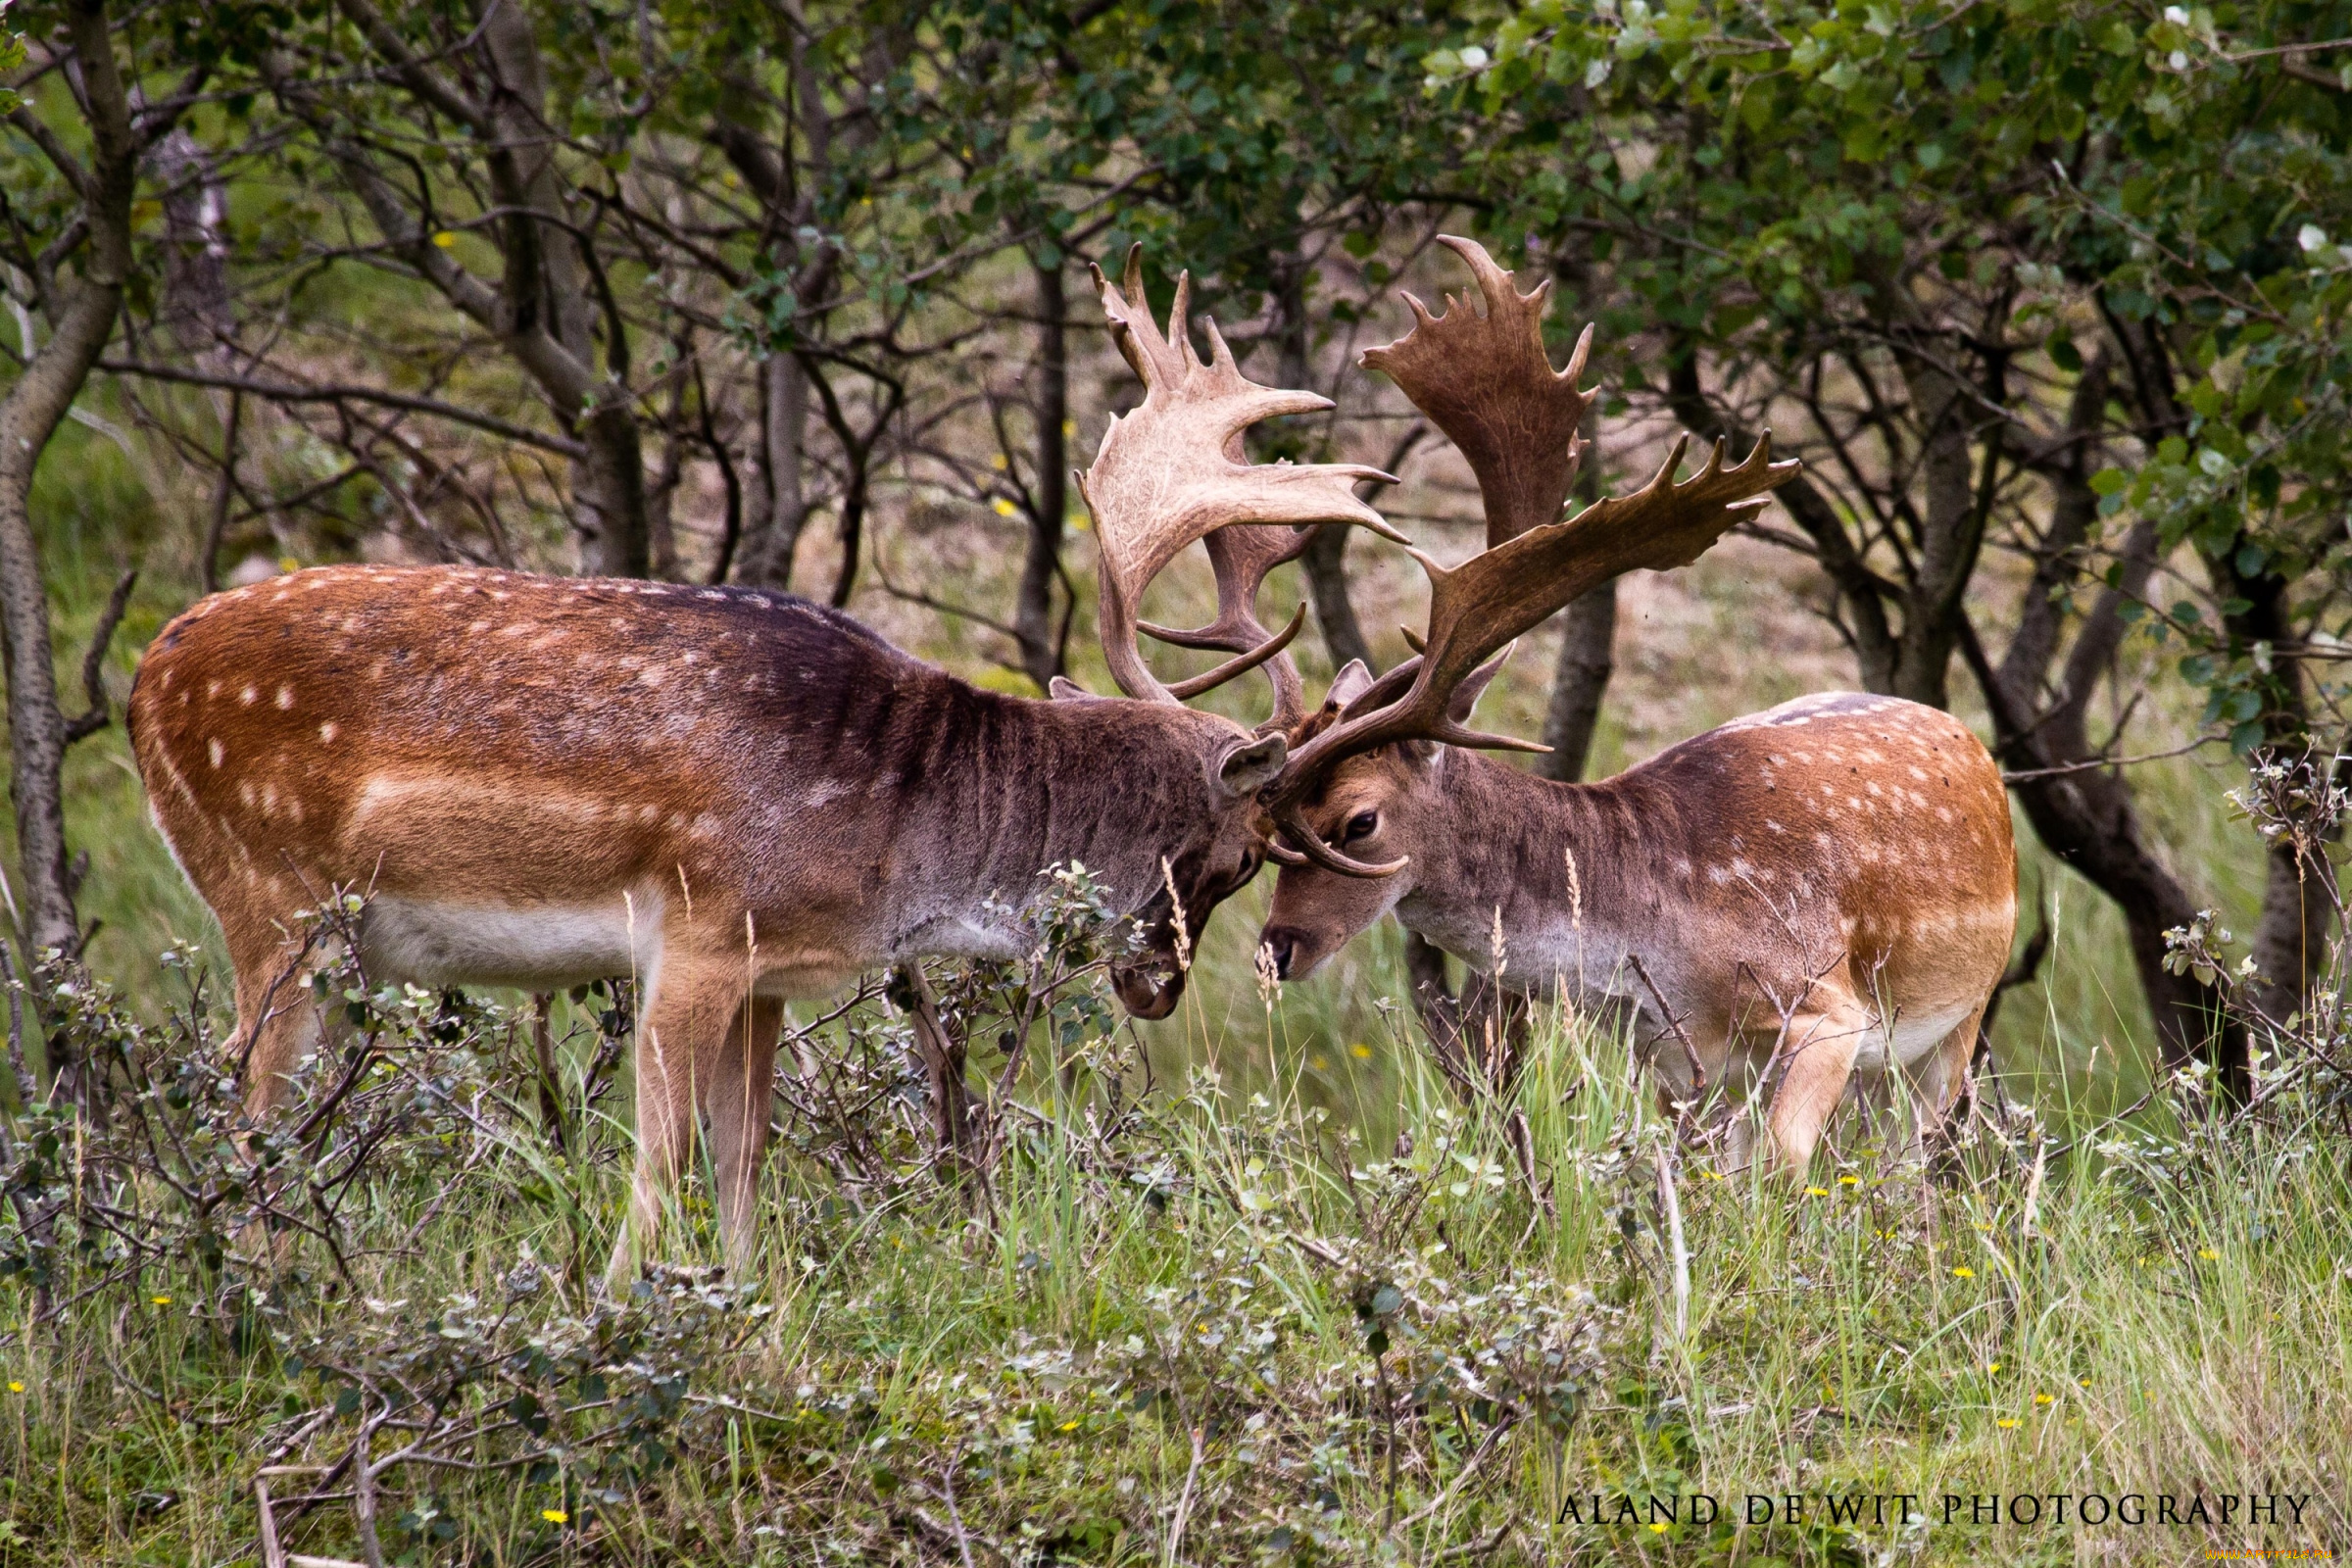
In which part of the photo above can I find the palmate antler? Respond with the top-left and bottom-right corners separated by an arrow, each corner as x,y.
1139,522 -> 1316,728
1361,236 -> 1595,548
1260,237 -> 1802,876
1079,247 -> 1402,708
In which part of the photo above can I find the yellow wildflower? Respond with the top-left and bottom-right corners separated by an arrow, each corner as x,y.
431,231 -> 458,248
1804,1187 -> 1831,1198
2034,1393 -> 2053,1406
151,1296 -> 172,1306
1950,1266 -> 1975,1280
542,1509 -> 567,1524
1996,1418 -> 2019,1430
1350,1043 -> 1372,1059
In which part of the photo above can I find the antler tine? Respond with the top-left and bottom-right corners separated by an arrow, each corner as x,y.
1081,245 -> 1405,705
1360,234 -> 1597,548
1138,522 -> 1315,727
1262,431 -> 1800,876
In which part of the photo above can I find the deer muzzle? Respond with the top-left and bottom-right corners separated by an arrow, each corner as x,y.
1110,957 -> 1188,1019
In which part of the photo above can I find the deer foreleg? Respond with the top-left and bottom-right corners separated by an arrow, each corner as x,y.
607,956 -> 746,1288
703,995 -> 784,1275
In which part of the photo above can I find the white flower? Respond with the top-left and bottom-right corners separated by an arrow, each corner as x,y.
1458,45 -> 1489,69
2300,223 -> 2328,253
2164,5 -> 2189,21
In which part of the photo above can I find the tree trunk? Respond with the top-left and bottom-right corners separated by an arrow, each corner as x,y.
1012,259 -> 1068,690
1664,343 -> 1898,689
1965,519 -> 2250,1100
1263,256 -> 1373,674
0,0 -> 137,961
1299,523 -> 1373,673
2216,562 -> 2340,1024
736,353 -> 809,590
1536,582 -> 1615,783
579,405 -> 650,578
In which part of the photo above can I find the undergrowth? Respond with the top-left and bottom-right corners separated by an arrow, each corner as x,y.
1,866 -> 2347,1567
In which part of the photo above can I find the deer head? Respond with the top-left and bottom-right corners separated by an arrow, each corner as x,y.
1254,236 -> 1799,977
1071,247 -> 1404,1013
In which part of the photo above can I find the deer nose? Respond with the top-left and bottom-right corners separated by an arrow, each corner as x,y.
1259,929 -> 1302,980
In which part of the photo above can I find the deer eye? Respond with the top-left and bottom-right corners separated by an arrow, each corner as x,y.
1342,810 -> 1379,844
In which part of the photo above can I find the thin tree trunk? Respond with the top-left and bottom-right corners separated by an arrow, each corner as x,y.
737,353 -> 808,590
2219,564 -> 2340,1023
1536,583 -> 1615,783
1665,344 -> 1898,690
0,0 -> 138,961
1264,257 -> 1374,674
1299,523 -> 1373,673
1013,259 -> 1067,689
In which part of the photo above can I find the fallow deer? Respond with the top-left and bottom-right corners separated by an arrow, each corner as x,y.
1250,238 -> 2017,1171
128,250 -> 1408,1281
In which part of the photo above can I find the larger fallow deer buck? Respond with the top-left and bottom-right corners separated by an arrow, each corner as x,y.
1250,238 -> 2018,1173
129,250 -> 1419,1281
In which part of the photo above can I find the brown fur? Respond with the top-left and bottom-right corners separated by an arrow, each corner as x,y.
1260,692 -> 2017,1169
130,564 -> 1282,1278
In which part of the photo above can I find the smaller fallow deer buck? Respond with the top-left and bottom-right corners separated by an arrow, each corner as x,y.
128,249 -> 1424,1282
1252,238 -> 2018,1172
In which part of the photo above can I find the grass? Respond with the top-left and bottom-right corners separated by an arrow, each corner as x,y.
2,956 -> 2345,1566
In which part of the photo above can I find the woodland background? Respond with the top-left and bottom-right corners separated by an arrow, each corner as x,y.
1,1 -> 2351,1563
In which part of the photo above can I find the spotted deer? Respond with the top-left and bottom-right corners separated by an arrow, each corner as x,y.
1250,238 -> 2017,1171
128,249 -> 1417,1281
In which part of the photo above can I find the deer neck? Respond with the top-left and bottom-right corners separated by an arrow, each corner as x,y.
1394,751 -> 1667,997
875,688 -> 1218,958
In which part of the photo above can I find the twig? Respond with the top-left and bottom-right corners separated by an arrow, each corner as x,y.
1999,734 -> 2226,782
1395,1412 -> 1519,1532
2019,1136 -> 2048,1240
1165,1424 -> 1205,1568
1653,1144 -> 1690,1342
63,568 -> 138,743
938,1459 -> 978,1568
1628,953 -> 1708,1094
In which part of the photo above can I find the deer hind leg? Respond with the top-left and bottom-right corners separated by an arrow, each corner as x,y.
606,955 -> 747,1289
227,921 -> 326,1123
1891,999 -> 1988,1160
702,995 -> 783,1277
1760,990 -> 1881,1175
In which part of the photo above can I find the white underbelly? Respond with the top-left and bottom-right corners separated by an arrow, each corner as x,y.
360,895 -> 659,990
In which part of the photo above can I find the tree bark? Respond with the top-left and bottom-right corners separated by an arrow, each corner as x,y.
1263,257 -> 1374,674
737,353 -> 810,590
2217,562 -> 2340,1024
1665,344 -> 1898,689
309,0 -> 652,574
1012,259 -> 1068,689
1536,582 -> 1615,783
0,0 -> 138,959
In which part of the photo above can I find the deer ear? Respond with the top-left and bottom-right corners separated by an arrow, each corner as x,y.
1446,644 -> 1515,724
1214,732 -> 1288,798
1049,675 -> 1101,702
1323,659 -> 1374,710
